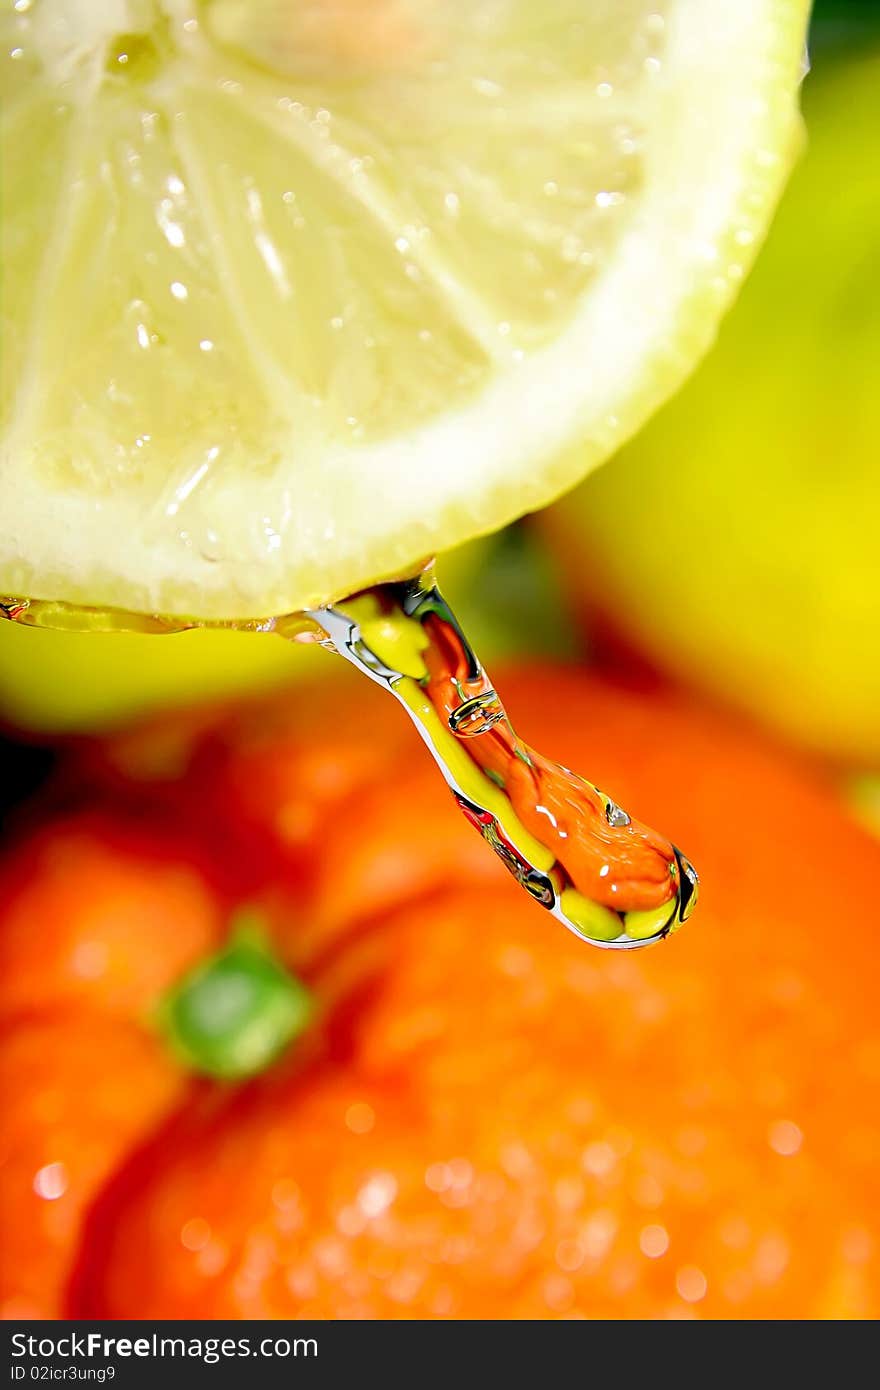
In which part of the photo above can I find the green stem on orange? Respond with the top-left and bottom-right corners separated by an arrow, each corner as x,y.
160,914 -> 313,1080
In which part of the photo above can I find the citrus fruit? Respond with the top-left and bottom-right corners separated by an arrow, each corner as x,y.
1,0 -> 808,619
2,665 -> 879,1319
0,813 -> 222,1320
543,47 -> 880,766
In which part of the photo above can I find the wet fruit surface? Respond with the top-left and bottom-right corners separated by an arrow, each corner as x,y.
2,666 -> 879,1318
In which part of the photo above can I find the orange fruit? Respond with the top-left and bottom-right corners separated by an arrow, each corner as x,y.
0,814 -> 221,1318
1,666 -> 879,1318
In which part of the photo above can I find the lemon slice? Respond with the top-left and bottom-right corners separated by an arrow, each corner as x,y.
1,0 -> 808,619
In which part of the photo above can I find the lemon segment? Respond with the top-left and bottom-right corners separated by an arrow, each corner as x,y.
1,0 -> 809,619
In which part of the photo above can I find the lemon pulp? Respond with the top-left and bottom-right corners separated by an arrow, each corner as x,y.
1,0 -> 808,618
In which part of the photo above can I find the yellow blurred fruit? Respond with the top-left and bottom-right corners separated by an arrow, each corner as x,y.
545,50 -> 880,766
0,622 -> 313,734
0,537 -> 486,732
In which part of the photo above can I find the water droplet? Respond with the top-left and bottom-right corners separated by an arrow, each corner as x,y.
345,1102 -> 375,1135
358,1173 -> 397,1218
305,567 -> 697,950
582,1141 -> 616,1178
199,528 -> 223,563
556,1239 -> 585,1272
768,1119 -> 803,1156
582,1209 -> 617,1257
156,200 -> 185,249
180,1217 -> 211,1251
753,1234 -> 789,1283
640,1224 -> 670,1258
33,1162 -> 67,1201
675,1266 -> 708,1303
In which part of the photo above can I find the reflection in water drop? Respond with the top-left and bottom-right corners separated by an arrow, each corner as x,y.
309,563 -> 698,950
